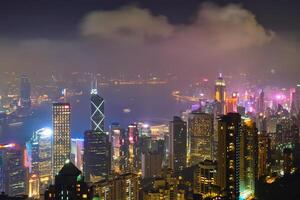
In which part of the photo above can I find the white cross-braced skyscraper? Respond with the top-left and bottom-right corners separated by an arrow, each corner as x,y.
90,76 -> 105,132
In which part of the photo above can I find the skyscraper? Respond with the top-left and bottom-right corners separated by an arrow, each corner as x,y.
90,77 -> 105,132
169,116 -> 187,172
119,127 -> 130,173
257,90 -> 265,114
217,113 -> 258,200
291,84 -> 300,116
187,111 -> 214,166
110,123 -> 124,173
71,138 -> 84,171
239,118 -> 258,199
20,75 -> 31,109
84,78 -> 111,182
226,92 -> 238,113
1,144 -> 28,196
27,128 -> 53,194
258,134 -> 270,178
141,151 -> 162,178
217,113 -> 241,200
215,74 -> 226,115
127,124 -> 140,172
52,103 -> 71,177
84,130 -> 111,183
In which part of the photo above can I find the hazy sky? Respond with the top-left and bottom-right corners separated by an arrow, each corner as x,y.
0,0 -> 299,85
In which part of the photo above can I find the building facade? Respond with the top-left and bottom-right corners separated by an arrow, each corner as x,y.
187,111 -> 214,166
27,128 -> 53,194
217,113 -> 241,200
141,151 -> 163,178
71,138 -> 84,171
20,75 -> 31,109
169,116 -> 187,172
239,118 -> 258,199
52,103 -> 71,177
1,145 -> 28,196
215,74 -> 226,115
84,130 -> 111,183
194,160 -> 217,196
93,173 -> 140,200
90,78 -> 105,132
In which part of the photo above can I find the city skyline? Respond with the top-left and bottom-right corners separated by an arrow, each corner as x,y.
0,1 -> 300,199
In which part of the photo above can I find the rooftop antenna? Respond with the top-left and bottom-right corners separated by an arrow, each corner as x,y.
91,74 -> 98,95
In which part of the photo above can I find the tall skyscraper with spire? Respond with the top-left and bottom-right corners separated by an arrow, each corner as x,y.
90,76 -> 105,132
83,75 -> 110,183
215,73 -> 226,115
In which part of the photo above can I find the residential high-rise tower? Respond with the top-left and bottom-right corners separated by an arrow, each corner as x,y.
217,113 -> 241,200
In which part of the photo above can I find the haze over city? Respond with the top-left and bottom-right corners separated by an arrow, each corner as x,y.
0,0 -> 299,84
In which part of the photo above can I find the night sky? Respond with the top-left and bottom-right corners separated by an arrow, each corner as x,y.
0,0 -> 299,84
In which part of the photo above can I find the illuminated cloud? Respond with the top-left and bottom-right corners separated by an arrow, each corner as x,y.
190,3 -> 274,50
80,6 -> 174,43
0,3 -> 298,84
80,4 -> 273,50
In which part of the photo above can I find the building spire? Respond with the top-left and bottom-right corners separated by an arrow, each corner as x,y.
91,74 -> 98,95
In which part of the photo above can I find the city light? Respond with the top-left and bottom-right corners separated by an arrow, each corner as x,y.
239,190 -> 253,200
0,143 -> 16,149
38,128 -> 52,137
0,2 -> 299,199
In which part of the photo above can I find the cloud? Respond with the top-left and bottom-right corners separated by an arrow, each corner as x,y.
80,6 -> 174,43
80,4 -> 274,50
165,3 -> 274,54
190,3 -> 274,50
0,3 -> 299,85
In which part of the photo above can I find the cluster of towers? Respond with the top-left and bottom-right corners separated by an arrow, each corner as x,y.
52,77 -> 109,183
1,74 -> 300,200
